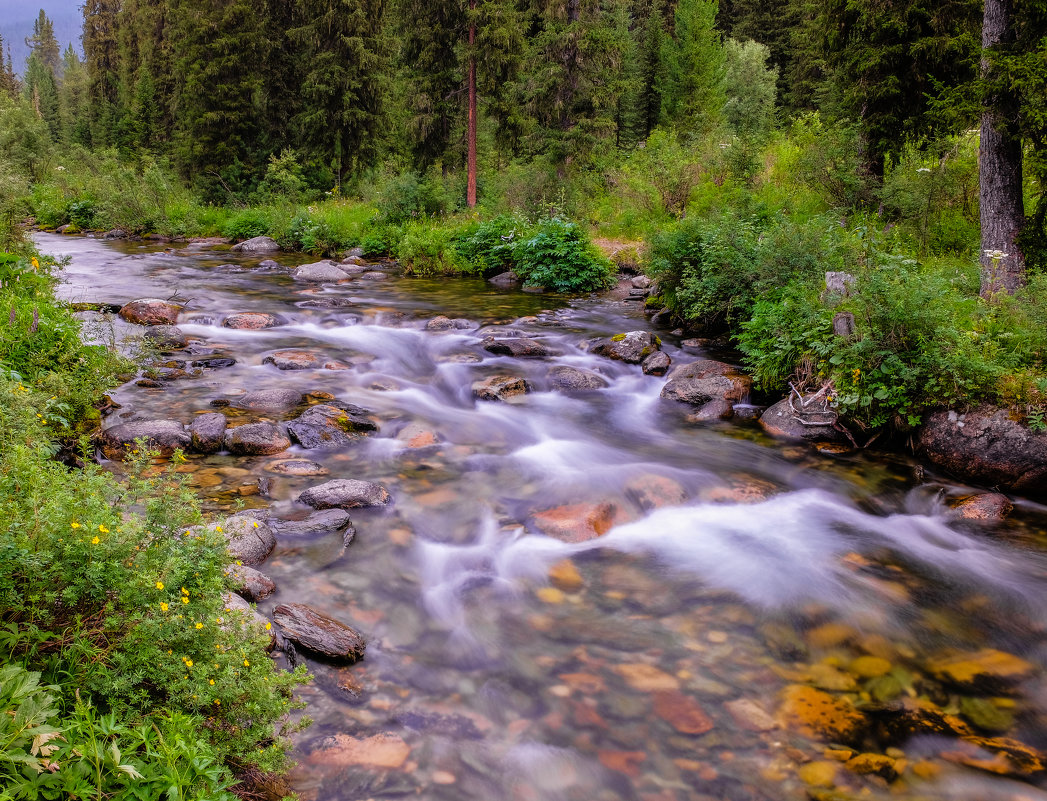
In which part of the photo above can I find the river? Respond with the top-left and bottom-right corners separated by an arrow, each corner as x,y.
38,232 -> 1047,801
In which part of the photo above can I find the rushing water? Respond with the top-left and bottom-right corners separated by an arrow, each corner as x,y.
39,232 -> 1047,801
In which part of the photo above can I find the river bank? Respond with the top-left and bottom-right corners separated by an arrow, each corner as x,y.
38,231 -> 1047,801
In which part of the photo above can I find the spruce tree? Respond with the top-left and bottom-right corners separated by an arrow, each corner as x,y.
83,0 -> 123,145
658,0 -> 725,137
26,10 -> 62,78
23,52 -> 62,141
59,45 -> 92,146
0,35 -> 19,97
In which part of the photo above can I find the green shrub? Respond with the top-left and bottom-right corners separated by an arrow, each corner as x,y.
452,214 -> 520,274
510,217 -> 613,293
282,211 -> 340,256
373,170 -> 458,224
220,208 -> 272,241
396,221 -> 471,276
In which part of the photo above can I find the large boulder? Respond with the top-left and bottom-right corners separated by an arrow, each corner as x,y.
188,412 -> 227,454
273,603 -> 366,662
232,236 -> 280,253
142,325 -> 189,349
220,592 -> 274,646
99,420 -> 190,459
660,360 -> 752,418
299,479 -> 391,510
222,312 -> 285,330
919,407 -> 1047,495
293,261 -> 352,282
642,351 -> 672,376
201,512 -> 276,565
482,337 -> 553,358
118,299 -> 182,326
472,374 -> 532,402
225,422 -> 291,456
547,366 -> 608,392
759,395 -> 847,443
235,389 -> 304,414
488,271 -> 521,287
226,564 -> 276,601
588,331 -> 661,364
287,404 -> 378,449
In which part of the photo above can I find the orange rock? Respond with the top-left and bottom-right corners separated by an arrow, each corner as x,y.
306,733 -> 410,769
926,649 -> 1034,693
557,672 -> 606,694
598,750 -> 646,778
624,474 -> 687,511
531,502 -> 625,542
613,663 -> 680,692
779,685 -> 867,744
549,559 -> 584,592
653,691 -> 714,735
569,700 -> 607,729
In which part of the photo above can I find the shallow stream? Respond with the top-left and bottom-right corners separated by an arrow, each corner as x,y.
39,232 -> 1047,801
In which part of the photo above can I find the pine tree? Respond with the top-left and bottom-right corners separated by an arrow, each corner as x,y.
59,45 -> 92,146
658,0 -> 725,137
26,10 -> 62,78
23,52 -> 61,141
0,34 -> 19,97
83,0 -> 123,145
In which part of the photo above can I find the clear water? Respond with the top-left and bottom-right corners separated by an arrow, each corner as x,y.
39,233 -> 1047,801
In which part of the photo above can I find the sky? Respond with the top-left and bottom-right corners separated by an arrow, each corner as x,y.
0,0 -> 83,74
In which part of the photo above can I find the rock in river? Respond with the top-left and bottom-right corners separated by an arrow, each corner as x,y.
293,261 -> 352,282
271,509 -> 353,538
263,350 -> 323,370
589,331 -> 661,364
265,458 -> 329,476
226,563 -> 276,601
273,603 -> 366,662
222,312 -> 285,330
547,366 -> 608,392
760,395 -> 847,443
287,404 -> 378,449
472,374 -> 532,402
299,479 -> 390,510
99,419 -> 190,459
188,412 -> 227,454
482,337 -> 553,358
234,388 -> 304,413
118,299 -> 182,326
225,422 -> 291,455
660,360 -> 752,417
641,350 -> 671,376
231,235 -> 280,253
201,512 -> 276,565
919,407 -> 1047,495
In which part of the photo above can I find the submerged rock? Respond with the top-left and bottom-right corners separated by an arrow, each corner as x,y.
530,501 -> 624,543
119,299 -> 182,326
481,337 -> 553,358
949,492 -> 1013,522
589,331 -> 661,364
926,648 -> 1035,694
779,685 -> 867,744
265,458 -> 329,476
234,388 -> 304,413
547,365 -> 608,392
231,235 -> 280,253
287,404 -> 377,449
299,479 -> 391,509
271,509 -> 353,538
225,422 -> 290,456
222,312 -> 285,330
99,419 -> 190,459
142,325 -> 189,349
919,407 -> 1047,495
263,350 -> 323,370
472,374 -> 532,402
273,603 -> 366,662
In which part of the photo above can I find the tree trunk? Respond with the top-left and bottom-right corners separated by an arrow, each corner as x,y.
466,0 -> 477,208
979,0 -> 1025,297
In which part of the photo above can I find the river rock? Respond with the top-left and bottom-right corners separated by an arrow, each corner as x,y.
273,603 -> 366,662
220,592 -> 274,645
296,297 -> 355,308
926,648 -> 1034,694
488,271 -> 520,287
271,509 -> 353,538
948,492 -> 1013,521
589,331 -> 661,364
779,685 -> 867,744
482,337 -> 552,358
660,360 -> 752,418
425,315 -> 471,331
225,422 -> 291,455
530,502 -> 624,543
257,259 -> 280,270
226,563 -> 276,601
547,366 -> 608,392
142,325 -> 189,349
359,271 -> 388,281
232,235 -> 280,253
299,479 -> 391,509
472,374 -> 532,402
235,388 -> 304,413
208,512 -> 277,565
760,395 -> 847,443
287,404 -> 377,449
265,458 -> 329,476
119,299 -> 182,326
641,351 -> 671,376
188,412 -> 227,454
263,350 -> 323,370
918,407 -> 1047,495
192,357 -> 236,369
293,261 -> 351,282
222,312 -> 285,329
99,419 -> 190,459
631,275 -> 652,290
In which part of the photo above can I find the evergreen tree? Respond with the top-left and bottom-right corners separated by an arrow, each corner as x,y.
634,0 -> 666,141
82,0 -> 123,145
26,10 -> 62,78
59,45 -> 92,146
23,53 -> 61,141
0,35 -> 19,97
658,0 -> 724,137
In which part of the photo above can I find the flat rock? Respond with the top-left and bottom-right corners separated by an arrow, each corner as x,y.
530,501 -> 624,543
926,648 -> 1035,694
299,479 -> 391,509
273,603 -> 366,662
760,395 -> 847,443
472,374 -> 532,402
263,350 -> 323,370
589,331 -> 661,364
653,691 -> 714,734
265,458 -> 329,476
296,297 -> 355,308
359,271 -> 388,281
222,312 -> 285,329
188,412 -> 227,454
99,419 -> 190,459
287,404 -> 377,449
306,733 -> 408,769
547,366 -> 608,391
235,388 -> 304,413
725,698 -> 778,732
118,299 -> 182,326
192,356 -> 236,369
481,337 -> 553,358
919,407 -> 1047,495
226,564 -> 276,601
232,236 -> 280,253
293,261 -> 351,282
142,325 -> 188,348
779,685 -> 867,744
225,422 -> 291,455
270,509 -> 353,538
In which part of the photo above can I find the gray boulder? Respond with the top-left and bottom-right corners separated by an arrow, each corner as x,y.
293,261 -> 351,282
589,331 -> 661,364
202,512 -> 276,565
189,412 -> 227,454
225,422 -> 291,455
273,603 -> 366,663
472,374 -> 532,402
482,337 -> 553,358
287,404 -> 378,450
264,458 -> 329,476
232,236 -> 280,253
299,479 -> 391,509
226,564 -> 276,601
99,420 -> 190,459
271,509 -> 353,538
642,350 -> 672,376
488,271 -> 520,287
759,395 -> 847,443
660,360 -> 752,415
235,389 -> 304,413
547,366 -> 608,392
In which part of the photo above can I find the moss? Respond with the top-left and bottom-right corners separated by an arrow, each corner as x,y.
611,333 -> 627,342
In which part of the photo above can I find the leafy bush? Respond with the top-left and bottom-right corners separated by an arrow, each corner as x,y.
452,214 -> 520,274
359,223 -> 401,257
373,170 -> 459,224
281,211 -> 341,256
511,217 -> 613,293
221,208 -> 272,241
396,221 -> 471,276
254,149 -> 312,204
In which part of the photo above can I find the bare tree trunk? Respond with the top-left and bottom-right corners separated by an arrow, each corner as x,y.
979,0 -> 1025,297
467,0 -> 477,208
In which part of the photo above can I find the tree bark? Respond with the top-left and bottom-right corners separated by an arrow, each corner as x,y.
467,0 -> 477,208
979,0 -> 1025,297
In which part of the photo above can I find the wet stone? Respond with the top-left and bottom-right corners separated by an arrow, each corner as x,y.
589,331 -> 661,364
653,691 -> 714,735
530,501 -> 624,543
481,337 -> 553,358
472,374 -> 532,402
192,357 -> 236,369
547,365 -> 608,392
305,733 -> 408,768
271,509 -> 353,538
299,478 -> 391,509
359,271 -> 388,281
296,297 -> 355,308
99,419 -> 190,459
273,603 -> 366,662
118,299 -> 182,326
642,350 -> 672,376
265,459 -> 329,476
263,350 -> 323,370
226,563 -> 276,601
293,261 -> 351,282
949,493 -> 1013,522
234,388 -> 304,413
222,312 -> 285,329
287,404 -> 377,449
188,412 -> 227,454
779,685 -> 867,745
225,423 -> 290,456
142,325 -> 188,348
926,648 -> 1034,694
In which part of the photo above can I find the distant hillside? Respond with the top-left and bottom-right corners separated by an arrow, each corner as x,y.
0,0 -> 83,75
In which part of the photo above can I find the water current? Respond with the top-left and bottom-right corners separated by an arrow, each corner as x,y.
38,232 -> 1047,801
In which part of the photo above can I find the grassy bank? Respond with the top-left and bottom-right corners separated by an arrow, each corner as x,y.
0,245 -> 307,799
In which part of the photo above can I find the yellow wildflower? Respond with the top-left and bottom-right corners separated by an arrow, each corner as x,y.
181,587 -> 189,595
214,525 -> 223,534
214,699 -> 221,705
243,659 -> 250,667
98,524 -> 109,534
70,521 -> 80,529
160,602 -> 169,612
156,581 -> 164,590
195,622 -> 204,630
264,622 -> 271,631
181,596 -> 189,604
185,659 -> 193,667
91,536 -> 100,545
30,257 -> 39,270
209,679 -> 215,685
